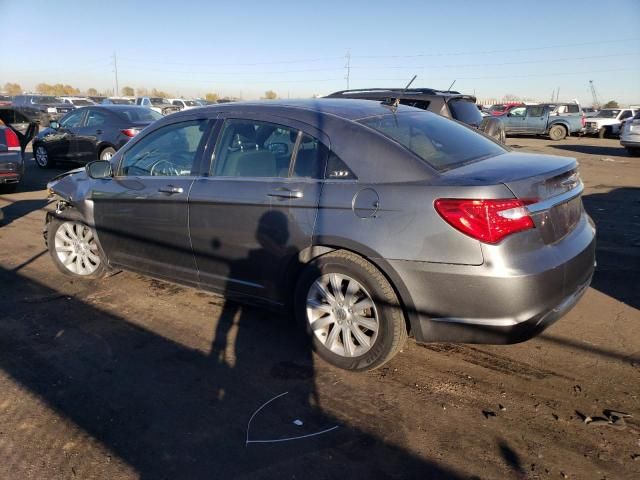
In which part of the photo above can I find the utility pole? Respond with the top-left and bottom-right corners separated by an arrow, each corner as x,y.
556,87 -> 560,102
550,88 -> 555,102
113,52 -> 119,97
345,50 -> 351,90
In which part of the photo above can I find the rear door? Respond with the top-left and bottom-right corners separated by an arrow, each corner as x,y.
92,117 -> 211,283
189,115 -> 325,303
41,108 -> 87,160
73,108 -> 113,162
525,105 -> 547,133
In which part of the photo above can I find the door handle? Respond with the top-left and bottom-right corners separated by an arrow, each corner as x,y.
95,129 -> 103,135
267,188 -> 303,199
158,185 -> 184,194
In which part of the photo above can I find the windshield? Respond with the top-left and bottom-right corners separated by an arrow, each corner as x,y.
596,109 -> 620,118
360,111 -> 506,171
150,97 -> 170,105
448,99 -> 483,127
185,100 -> 199,106
107,98 -> 134,104
116,107 -> 163,122
33,96 -> 63,104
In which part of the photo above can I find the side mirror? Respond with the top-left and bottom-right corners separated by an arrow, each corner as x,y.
86,160 -> 113,179
49,120 -> 60,129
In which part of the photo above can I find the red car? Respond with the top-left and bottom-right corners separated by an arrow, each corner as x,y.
488,102 -> 524,116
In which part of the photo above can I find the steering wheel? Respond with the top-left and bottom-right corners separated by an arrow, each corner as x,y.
149,158 -> 179,176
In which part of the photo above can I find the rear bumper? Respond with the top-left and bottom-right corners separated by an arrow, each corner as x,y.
388,213 -> 596,344
0,151 -> 24,183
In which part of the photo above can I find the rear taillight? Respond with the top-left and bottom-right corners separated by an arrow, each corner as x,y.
581,115 -> 586,127
121,128 -> 141,137
434,198 -> 536,244
4,128 -> 20,151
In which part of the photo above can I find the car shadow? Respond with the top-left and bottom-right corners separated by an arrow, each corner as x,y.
0,198 -> 49,227
0,211 -> 466,479
550,144 -> 627,156
582,187 -> 639,309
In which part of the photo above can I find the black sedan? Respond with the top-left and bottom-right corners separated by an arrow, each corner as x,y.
32,105 -> 162,168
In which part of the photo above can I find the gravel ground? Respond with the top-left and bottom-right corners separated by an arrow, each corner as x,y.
0,135 -> 638,480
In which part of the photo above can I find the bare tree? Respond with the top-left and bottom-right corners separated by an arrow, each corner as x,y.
122,86 -> 134,96
4,82 -> 22,95
262,90 -> 277,100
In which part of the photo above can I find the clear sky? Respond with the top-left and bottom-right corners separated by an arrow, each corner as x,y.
1,0 -> 639,104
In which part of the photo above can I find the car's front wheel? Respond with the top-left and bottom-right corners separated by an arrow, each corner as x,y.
34,144 -> 55,169
47,217 -> 107,279
295,250 -> 407,371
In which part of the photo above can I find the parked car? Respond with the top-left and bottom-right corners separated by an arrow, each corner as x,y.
61,97 -> 96,108
582,107 -> 598,117
102,97 -> 135,105
325,88 -> 506,143
0,95 -> 12,106
168,98 -> 202,111
584,108 -> 637,138
135,97 -> 181,116
488,102 -> 524,116
88,96 -> 107,104
12,94 -> 75,127
501,103 -> 585,140
32,105 -> 162,168
44,99 -> 595,371
620,111 -> 640,156
0,108 -> 38,191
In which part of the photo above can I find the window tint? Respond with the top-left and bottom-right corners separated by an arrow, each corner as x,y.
448,99 -> 483,126
60,109 -> 85,128
120,120 -> 207,177
326,153 -> 355,179
292,134 -> 327,179
620,110 -> 632,120
510,107 -> 526,117
116,107 -> 163,122
360,111 -> 506,171
213,119 -> 297,178
527,106 -> 544,117
567,104 -> 579,113
399,99 -> 431,110
86,110 -> 108,127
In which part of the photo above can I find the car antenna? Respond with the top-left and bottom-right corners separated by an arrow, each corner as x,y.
447,79 -> 456,91
383,74 -> 417,108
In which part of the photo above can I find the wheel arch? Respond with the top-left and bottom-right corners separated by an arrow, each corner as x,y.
288,240 -> 420,336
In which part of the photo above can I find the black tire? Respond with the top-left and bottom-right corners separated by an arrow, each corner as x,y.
626,147 -> 640,157
598,127 -> 607,139
295,250 -> 407,371
99,146 -> 116,161
47,216 -> 108,280
34,144 -> 55,169
549,124 -> 567,141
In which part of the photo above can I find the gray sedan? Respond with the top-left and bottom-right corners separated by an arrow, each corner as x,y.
45,99 -> 595,371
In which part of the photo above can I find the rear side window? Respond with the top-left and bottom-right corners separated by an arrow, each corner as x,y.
360,111 -> 506,171
213,119 -> 297,178
448,99 -> 483,126
567,104 -> 579,113
399,99 -> 431,110
527,106 -> 544,117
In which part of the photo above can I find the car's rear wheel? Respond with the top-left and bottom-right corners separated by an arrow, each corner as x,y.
549,124 -> 567,141
34,144 -> 55,168
99,146 -> 116,161
47,218 -> 107,279
295,250 -> 407,371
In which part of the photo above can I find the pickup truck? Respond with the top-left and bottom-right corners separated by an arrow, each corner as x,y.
135,97 -> 180,116
501,103 -> 585,140
584,108 -> 637,138
12,94 -> 75,127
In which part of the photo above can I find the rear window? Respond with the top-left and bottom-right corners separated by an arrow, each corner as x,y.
448,99 -> 483,126
116,107 -> 163,122
360,111 -> 506,171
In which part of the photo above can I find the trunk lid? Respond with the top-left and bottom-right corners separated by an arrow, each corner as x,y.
440,151 -> 583,243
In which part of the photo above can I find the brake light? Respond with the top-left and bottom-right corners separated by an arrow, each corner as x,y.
121,128 -> 141,137
4,128 -> 20,151
434,198 -> 536,244
581,114 -> 586,127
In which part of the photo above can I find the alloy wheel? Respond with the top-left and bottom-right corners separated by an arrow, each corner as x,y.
306,273 -> 379,358
54,221 -> 101,275
35,146 -> 49,167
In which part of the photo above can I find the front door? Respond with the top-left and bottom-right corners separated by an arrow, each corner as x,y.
189,117 -> 324,303
42,108 -> 86,160
503,106 -> 526,134
92,118 -> 211,284
73,108 -> 111,162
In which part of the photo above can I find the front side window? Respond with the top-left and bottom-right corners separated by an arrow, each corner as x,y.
360,111 -> 506,171
567,104 -> 579,113
510,107 -> 526,117
212,119 -> 297,178
620,110 -> 632,120
120,120 -> 207,177
60,109 -> 85,128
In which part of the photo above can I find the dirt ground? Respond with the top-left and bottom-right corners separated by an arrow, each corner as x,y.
0,135 -> 638,480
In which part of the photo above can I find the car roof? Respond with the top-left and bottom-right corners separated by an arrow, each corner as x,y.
185,98 -> 419,121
